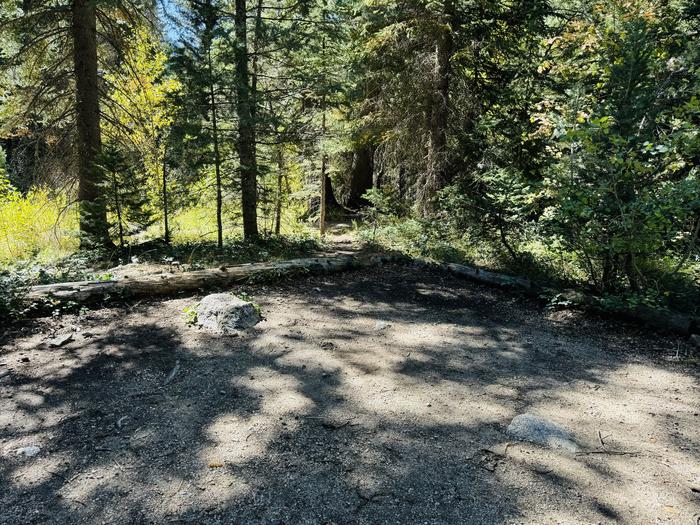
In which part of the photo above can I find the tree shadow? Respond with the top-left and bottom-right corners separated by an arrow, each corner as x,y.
0,265 -> 697,524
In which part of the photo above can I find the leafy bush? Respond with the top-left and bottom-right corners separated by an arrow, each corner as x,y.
0,269 -> 28,324
0,186 -> 79,263
538,2 -> 700,296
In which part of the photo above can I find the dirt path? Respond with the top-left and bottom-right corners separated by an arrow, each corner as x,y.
1,265 -> 698,524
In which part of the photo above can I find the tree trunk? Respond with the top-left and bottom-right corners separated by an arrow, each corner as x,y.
162,143 -> 170,244
251,0 -> 263,122
346,144 -> 374,209
274,146 -> 284,235
234,0 -> 259,240
318,20 -> 328,236
72,0 -> 110,247
424,0 -> 453,214
324,174 -> 340,210
320,110 -> 328,236
207,49 -> 224,249
111,173 -> 124,249
398,166 -> 406,202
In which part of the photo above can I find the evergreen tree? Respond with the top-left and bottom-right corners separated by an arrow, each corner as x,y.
99,144 -> 154,249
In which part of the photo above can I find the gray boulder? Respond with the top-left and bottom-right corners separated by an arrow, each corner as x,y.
506,413 -> 578,452
196,293 -> 261,335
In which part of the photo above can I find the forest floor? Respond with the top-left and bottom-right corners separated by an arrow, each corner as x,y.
1,264 -> 699,524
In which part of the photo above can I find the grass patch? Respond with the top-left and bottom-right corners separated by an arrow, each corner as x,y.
0,188 -> 79,263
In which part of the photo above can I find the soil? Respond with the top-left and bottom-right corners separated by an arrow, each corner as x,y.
1,264 -> 698,524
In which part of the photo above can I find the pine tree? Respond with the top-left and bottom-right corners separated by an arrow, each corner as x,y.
99,144 -> 154,249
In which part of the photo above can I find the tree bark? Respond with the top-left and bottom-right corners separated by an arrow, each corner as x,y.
320,109 -> 328,236
234,0 -> 259,240
274,146 -> 284,235
424,0 -> 453,214
111,173 -> 124,249
72,0 -> 110,247
162,143 -> 170,244
318,18 -> 328,236
207,49 -> 224,249
346,144 -> 374,209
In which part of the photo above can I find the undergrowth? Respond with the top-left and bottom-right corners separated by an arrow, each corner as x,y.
358,217 -> 700,317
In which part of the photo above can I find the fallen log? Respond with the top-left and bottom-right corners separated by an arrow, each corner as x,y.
411,258 -> 534,292
412,257 -> 697,336
26,255 -> 400,307
23,252 -> 698,337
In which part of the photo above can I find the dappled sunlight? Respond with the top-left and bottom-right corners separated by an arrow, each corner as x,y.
0,266 -> 698,523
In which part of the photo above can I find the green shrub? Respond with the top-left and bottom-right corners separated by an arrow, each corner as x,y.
0,269 -> 28,325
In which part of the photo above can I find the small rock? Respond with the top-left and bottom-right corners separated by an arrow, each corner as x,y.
15,445 -> 41,458
506,413 -> 578,452
49,333 -> 73,348
196,294 -> 261,335
374,321 -> 391,331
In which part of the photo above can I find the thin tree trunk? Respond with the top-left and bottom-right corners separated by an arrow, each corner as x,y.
398,166 -> 406,202
274,146 -> 284,235
234,0 -> 259,240
319,18 -> 328,236
111,174 -> 124,249
72,0 -> 110,247
320,109 -> 328,236
162,144 -> 170,244
424,0 -> 453,214
207,49 -> 224,249
251,0 -> 263,122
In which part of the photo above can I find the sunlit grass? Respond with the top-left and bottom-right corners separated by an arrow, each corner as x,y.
0,189 -> 79,264
1,189 -> 319,268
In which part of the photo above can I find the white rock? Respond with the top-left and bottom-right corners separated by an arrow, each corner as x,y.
196,293 -> 261,335
506,413 -> 578,452
15,445 -> 41,458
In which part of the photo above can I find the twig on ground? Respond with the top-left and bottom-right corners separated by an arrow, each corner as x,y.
576,449 -> 639,457
598,430 -> 607,448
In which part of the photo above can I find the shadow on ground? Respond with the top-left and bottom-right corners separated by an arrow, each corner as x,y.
0,265 -> 698,524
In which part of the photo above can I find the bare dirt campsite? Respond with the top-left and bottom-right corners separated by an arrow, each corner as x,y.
2,0 -> 700,522
1,263 -> 698,524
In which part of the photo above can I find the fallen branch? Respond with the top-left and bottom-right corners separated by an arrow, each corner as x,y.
576,449 -> 640,457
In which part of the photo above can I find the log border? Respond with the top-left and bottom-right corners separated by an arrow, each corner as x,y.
25,253 -> 698,337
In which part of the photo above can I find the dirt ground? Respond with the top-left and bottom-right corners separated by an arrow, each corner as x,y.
1,265 -> 699,524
